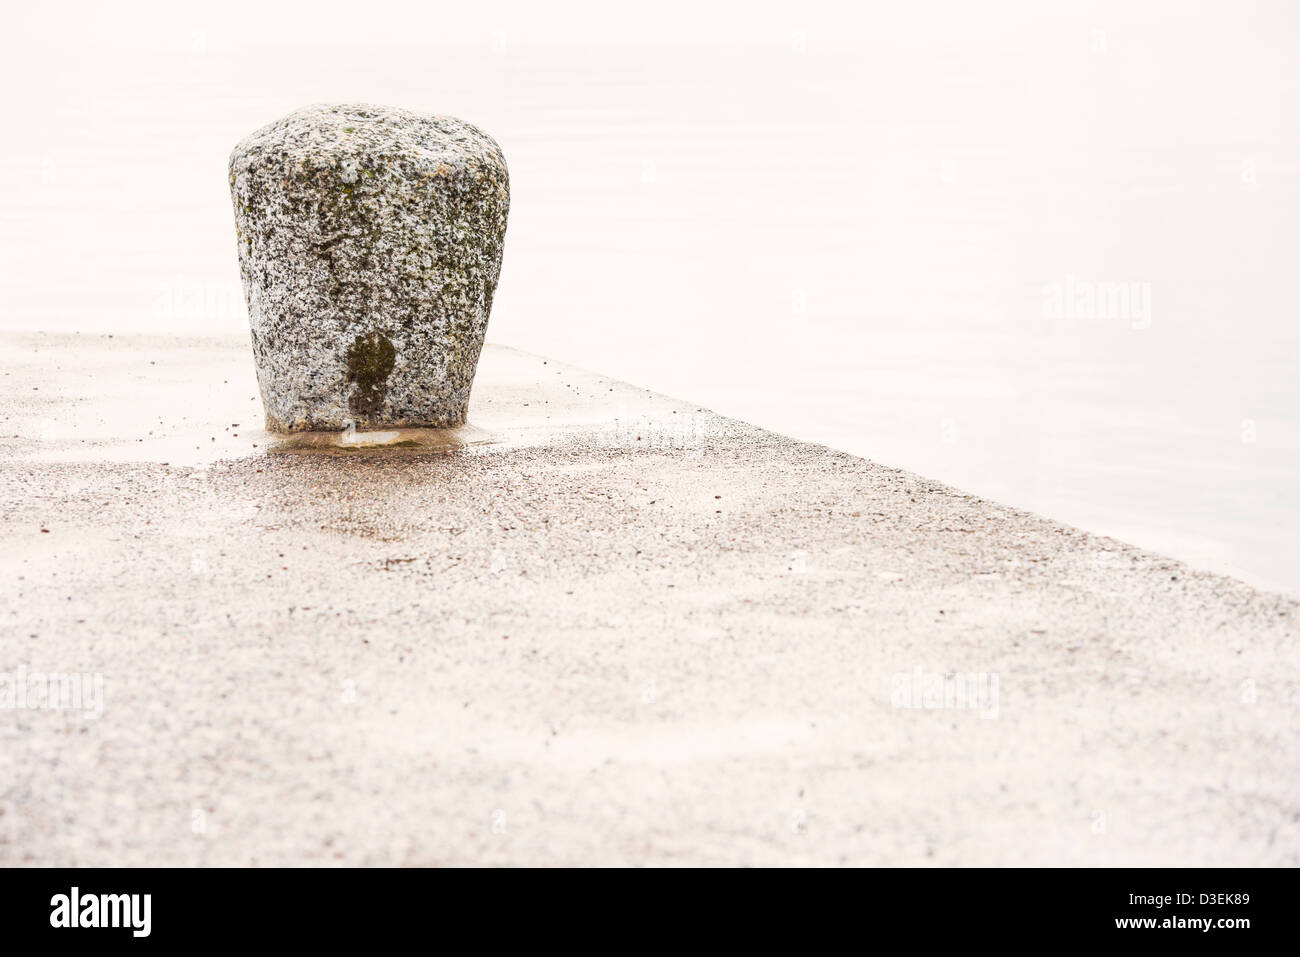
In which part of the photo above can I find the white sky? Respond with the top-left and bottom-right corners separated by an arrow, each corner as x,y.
5,0 -> 1277,52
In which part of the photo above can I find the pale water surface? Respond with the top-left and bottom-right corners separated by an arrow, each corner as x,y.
2,4 -> 1298,591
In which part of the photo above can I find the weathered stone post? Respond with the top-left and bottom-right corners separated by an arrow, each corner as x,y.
228,103 -> 509,432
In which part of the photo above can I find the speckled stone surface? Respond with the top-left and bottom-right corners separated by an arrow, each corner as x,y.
228,103 -> 509,432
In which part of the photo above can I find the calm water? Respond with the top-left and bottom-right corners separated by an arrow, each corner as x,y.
2,20 -> 1298,592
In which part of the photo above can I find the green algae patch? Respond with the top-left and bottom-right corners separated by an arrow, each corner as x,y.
345,331 -> 397,417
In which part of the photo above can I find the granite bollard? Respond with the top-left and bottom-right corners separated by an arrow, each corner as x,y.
228,103 -> 509,431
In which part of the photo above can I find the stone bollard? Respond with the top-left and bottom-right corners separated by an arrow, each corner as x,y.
228,103 -> 509,432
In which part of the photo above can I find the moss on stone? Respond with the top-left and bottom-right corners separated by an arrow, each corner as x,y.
345,331 -> 397,418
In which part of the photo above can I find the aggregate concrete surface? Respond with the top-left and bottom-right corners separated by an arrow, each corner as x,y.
1,332 -> 1296,866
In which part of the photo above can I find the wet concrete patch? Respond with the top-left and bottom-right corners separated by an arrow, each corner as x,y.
268,422 -> 494,454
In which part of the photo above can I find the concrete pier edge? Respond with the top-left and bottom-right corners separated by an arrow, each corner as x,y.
0,332 -> 1295,866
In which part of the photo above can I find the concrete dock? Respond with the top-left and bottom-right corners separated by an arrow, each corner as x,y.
0,332 -> 1296,866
